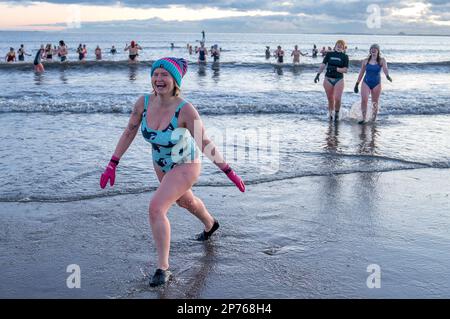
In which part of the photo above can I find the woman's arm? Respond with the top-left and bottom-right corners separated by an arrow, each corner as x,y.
382,58 -> 392,81
182,103 -> 227,170
111,96 -> 144,159
356,59 -> 367,83
182,103 -> 245,192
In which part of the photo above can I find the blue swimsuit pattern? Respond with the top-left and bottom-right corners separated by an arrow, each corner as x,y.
141,95 -> 198,173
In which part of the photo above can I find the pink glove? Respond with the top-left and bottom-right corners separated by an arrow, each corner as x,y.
222,164 -> 245,192
100,155 -> 120,189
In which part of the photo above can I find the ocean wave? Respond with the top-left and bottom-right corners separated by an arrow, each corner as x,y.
1,94 -> 450,116
2,163 -> 446,203
0,59 -> 449,71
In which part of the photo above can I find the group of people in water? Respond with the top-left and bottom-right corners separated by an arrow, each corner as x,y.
97,39 -> 392,288
185,42 -> 221,63
315,40 -> 392,124
264,40 -> 391,124
266,43 -> 356,64
4,40 -> 144,72
5,37 -> 391,125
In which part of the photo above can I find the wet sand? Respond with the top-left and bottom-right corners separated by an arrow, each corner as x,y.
1,168 -> 449,298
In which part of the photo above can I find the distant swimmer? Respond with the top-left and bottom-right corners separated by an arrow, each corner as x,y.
77,44 -> 84,61
110,45 -> 117,55
265,46 -> 271,59
211,44 -> 220,62
125,41 -> 142,63
82,44 -> 88,60
189,45 -> 193,55
314,40 -> 349,121
5,47 -> 16,63
291,45 -> 307,64
17,44 -> 31,62
274,45 -> 285,63
202,30 -> 206,42
45,44 -> 53,60
354,44 -> 392,124
196,42 -> 208,63
33,45 -> 45,73
320,46 -> 327,57
95,46 -> 102,60
312,44 -> 319,58
170,43 -> 175,50
58,40 -> 68,62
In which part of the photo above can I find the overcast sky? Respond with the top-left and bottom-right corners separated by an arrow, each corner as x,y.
0,0 -> 449,34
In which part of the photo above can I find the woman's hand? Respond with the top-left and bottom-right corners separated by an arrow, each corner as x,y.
100,156 -> 119,188
222,164 -> 245,192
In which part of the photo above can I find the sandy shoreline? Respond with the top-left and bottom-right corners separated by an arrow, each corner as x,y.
1,168 -> 449,298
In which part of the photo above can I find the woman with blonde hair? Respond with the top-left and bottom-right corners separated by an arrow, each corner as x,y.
99,57 -> 245,287
314,40 -> 349,121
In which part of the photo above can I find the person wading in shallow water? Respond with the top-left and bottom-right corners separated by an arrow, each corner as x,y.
99,57 -> 245,287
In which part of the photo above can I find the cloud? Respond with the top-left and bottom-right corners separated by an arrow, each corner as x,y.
2,0 -> 450,34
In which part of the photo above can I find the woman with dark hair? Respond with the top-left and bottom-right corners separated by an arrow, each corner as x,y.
354,44 -> 392,124
58,40 -> 68,62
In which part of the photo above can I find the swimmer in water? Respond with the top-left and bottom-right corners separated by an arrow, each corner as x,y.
211,44 -> 220,62
265,46 -> 271,59
17,44 -> 31,62
5,47 -> 16,63
312,44 -> 319,58
125,41 -> 142,63
354,44 -> 392,124
33,45 -> 45,73
196,42 -> 208,63
95,46 -> 102,60
58,40 -> 68,62
314,40 -> 349,121
110,45 -> 117,55
274,45 -> 284,64
291,45 -> 307,64
99,57 -> 245,287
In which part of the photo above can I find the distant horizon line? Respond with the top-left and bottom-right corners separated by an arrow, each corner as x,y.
1,30 -> 449,37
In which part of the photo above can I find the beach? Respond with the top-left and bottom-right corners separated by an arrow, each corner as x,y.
1,31 -> 450,298
1,168 -> 449,298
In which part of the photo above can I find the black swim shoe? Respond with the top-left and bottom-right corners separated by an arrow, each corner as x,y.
196,219 -> 220,241
149,268 -> 172,287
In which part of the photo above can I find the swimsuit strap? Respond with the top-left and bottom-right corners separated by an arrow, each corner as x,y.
144,95 -> 150,113
171,101 -> 187,128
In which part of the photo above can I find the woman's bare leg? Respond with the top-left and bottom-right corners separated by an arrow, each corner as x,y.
370,84 -> 382,121
323,78 -> 335,117
360,82 -> 371,122
149,163 -> 201,270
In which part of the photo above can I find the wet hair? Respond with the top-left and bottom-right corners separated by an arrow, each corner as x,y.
59,40 -> 65,46
368,44 -> 382,65
10,47 -> 14,51
335,40 -> 346,51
